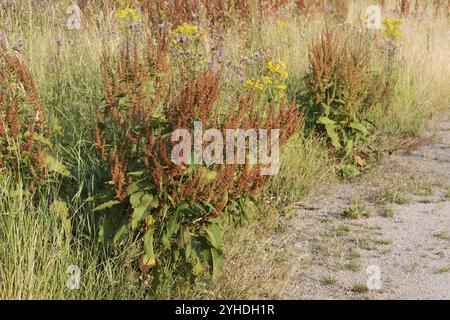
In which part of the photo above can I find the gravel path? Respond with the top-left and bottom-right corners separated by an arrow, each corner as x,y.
280,115 -> 450,300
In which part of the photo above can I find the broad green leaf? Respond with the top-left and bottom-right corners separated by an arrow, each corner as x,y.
175,203 -> 190,214
316,116 -> 336,126
142,229 -> 156,267
162,215 -> 179,249
320,102 -> 331,116
177,226 -> 192,249
221,192 -> 229,211
113,222 -> 129,244
349,120 -> 369,135
343,132 -> 354,158
324,125 -> 342,150
33,133 -> 52,146
324,82 -> 335,90
98,218 -> 114,243
93,200 -> 121,212
130,191 -> 145,207
49,117 -> 62,136
44,155 -> 71,177
127,179 -> 149,195
98,216 -> 127,243
365,112 -> 376,126
127,170 -> 145,177
238,198 -> 250,222
210,247 -> 224,280
130,192 -> 157,230
249,195 -> 262,215
317,117 -> 342,149
344,139 -> 354,158
205,223 -> 224,251
85,193 -> 109,203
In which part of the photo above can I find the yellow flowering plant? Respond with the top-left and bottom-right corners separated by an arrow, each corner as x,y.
173,23 -> 201,39
116,6 -> 142,31
382,18 -> 403,41
245,60 -> 289,101
170,22 -> 208,73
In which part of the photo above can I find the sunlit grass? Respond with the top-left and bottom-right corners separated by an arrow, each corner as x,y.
0,0 -> 449,299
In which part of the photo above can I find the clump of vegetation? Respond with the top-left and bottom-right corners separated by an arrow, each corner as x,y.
301,29 -> 396,174
376,239 -> 392,246
352,282 -> 369,294
346,261 -> 362,272
373,186 -> 408,205
321,274 -> 338,285
0,43 -> 67,187
381,204 -> 395,218
0,43 -> 47,181
434,230 -> 450,241
93,33 -> 302,285
435,266 -> 450,274
336,225 -> 351,235
343,201 -> 372,219
1,0 -> 450,299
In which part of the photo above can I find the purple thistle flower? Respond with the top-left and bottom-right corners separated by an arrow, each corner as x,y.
324,4 -> 333,14
128,22 -> 141,31
380,40 -> 399,56
179,35 -> 189,44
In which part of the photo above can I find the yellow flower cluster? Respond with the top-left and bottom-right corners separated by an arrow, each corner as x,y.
266,60 -> 289,79
172,22 -> 207,45
171,22 -> 208,68
246,60 -> 289,100
116,6 -> 141,30
173,23 -> 199,37
382,18 -> 403,41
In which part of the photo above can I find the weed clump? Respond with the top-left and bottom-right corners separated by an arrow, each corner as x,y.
343,201 -> 372,219
301,30 -> 396,168
93,34 -> 303,284
352,282 -> 369,294
0,43 -> 50,184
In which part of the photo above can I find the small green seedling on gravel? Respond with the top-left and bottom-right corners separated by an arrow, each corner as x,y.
348,250 -> 361,260
374,187 -> 408,205
352,283 -> 369,294
336,225 -> 351,235
322,275 -> 338,285
435,267 -> 450,274
381,205 -> 394,218
376,239 -> 392,246
346,261 -> 362,272
434,230 -> 450,241
343,202 -> 372,219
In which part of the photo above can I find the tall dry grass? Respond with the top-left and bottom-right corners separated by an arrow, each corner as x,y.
0,0 -> 449,299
